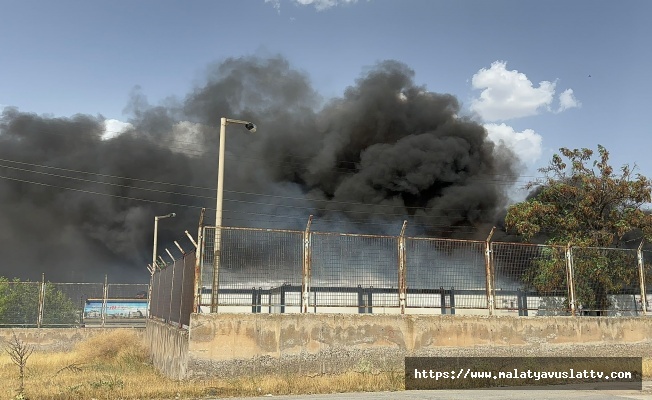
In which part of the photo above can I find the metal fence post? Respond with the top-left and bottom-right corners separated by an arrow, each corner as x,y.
189,208 -> 204,314
566,243 -> 577,316
147,264 -> 154,319
637,240 -> 648,316
177,245 -> 187,328
440,286 -> 446,315
449,287 -> 456,315
37,273 -> 45,328
398,221 -> 408,314
301,215 -> 313,313
484,227 -> 495,315
101,274 -> 108,327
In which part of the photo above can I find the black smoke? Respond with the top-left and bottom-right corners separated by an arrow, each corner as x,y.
0,56 -> 519,282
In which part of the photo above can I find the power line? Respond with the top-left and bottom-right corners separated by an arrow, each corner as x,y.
0,173 -> 207,210
0,172 -> 494,233
0,161 -> 526,219
0,156 -> 534,215
4,125 -> 547,180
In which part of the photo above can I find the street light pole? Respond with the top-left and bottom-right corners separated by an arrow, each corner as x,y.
212,117 -> 257,313
153,213 -> 176,270
150,212 -> 176,316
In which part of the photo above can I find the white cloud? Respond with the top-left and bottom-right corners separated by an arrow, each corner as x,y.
484,122 -> 543,164
102,119 -> 133,140
266,0 -> 362,12
557,88 -> 581,112
471,61 -> 556,121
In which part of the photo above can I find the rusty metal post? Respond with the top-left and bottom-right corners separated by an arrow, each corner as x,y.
398,221 -> 408,314
484,227 -> 495,315
565,243 -> 576,316
637,240 -> 648,315
178,253 -> 187,327
301,215 -> 313,313
146,264 -> 154,319
192,209 -> 205,313
37,273 -> 45,328
101,274 -> 108,327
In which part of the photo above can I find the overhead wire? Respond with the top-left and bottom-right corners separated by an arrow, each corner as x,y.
0,170 -> 491,234
4,125 -> 547,181
0,122 -> 542,229
0,164 -> 527,224
0,156 -> 534,214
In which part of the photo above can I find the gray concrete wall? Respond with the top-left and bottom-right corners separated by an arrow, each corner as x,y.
145,319 -> 189,380
187,314 -> 652,378
0,327 -> 143,352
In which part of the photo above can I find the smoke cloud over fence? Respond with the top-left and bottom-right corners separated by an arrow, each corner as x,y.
0,56 -> 519,281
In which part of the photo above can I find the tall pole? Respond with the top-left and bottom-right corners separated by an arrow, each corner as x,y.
211,117 -> 257,313
211,118 -> 227,313
153,217 -> 159,272
150,213 -> 175,318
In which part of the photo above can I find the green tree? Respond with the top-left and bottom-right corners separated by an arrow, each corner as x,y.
0,277 -> 79,326
505,145 -> 652,313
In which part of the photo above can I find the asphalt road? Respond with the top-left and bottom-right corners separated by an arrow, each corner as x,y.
211,381 -> 652,400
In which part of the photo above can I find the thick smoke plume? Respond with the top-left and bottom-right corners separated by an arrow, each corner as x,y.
0,56 -> 519,282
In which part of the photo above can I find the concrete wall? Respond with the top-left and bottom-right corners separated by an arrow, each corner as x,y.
0,327 -> 143,352
145,319 -> 188,380
187,314 -> 652,378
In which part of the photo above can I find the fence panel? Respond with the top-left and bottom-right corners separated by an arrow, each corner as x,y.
406,238 -> 486,311
42,283 -> 104,326
0,281 -> 41,327
311,232 -> 398,310
179,252 -> 196,326
571,247 -> 640,316
491,243 -> 568,316
150,259 -> 174,322
202,227 -> 303,311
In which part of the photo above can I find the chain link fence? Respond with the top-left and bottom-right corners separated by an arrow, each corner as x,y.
492,243 -> 569,316
7,226 -> 649,328
0,277 -> 148,327
194,225 -> 652,317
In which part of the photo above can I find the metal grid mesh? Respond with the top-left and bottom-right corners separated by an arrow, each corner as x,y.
42,283 -> 104,326
0,280 -> 151,327
491,243 -> 568,316
311,233 -> 398,309
106,283 -> 149,299
202,227 -> 303,310
406,238 -> 486,310
149,251 -> 196,326
571,247 -> 639,315
0,281 -> 40,326
201,226 -> 215,290
194,225 -> 652,316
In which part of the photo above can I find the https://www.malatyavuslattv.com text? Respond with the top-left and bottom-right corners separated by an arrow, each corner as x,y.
413,367 -> 634,382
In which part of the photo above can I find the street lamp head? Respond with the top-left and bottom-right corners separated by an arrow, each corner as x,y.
156,212 -> 176,220
244,122 -> 257,133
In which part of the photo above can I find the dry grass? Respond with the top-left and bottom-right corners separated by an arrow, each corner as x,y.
1,330 -> 650,399
0,329 -> 402,400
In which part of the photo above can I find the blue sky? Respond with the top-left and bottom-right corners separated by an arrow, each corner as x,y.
1,0 -> 651,183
